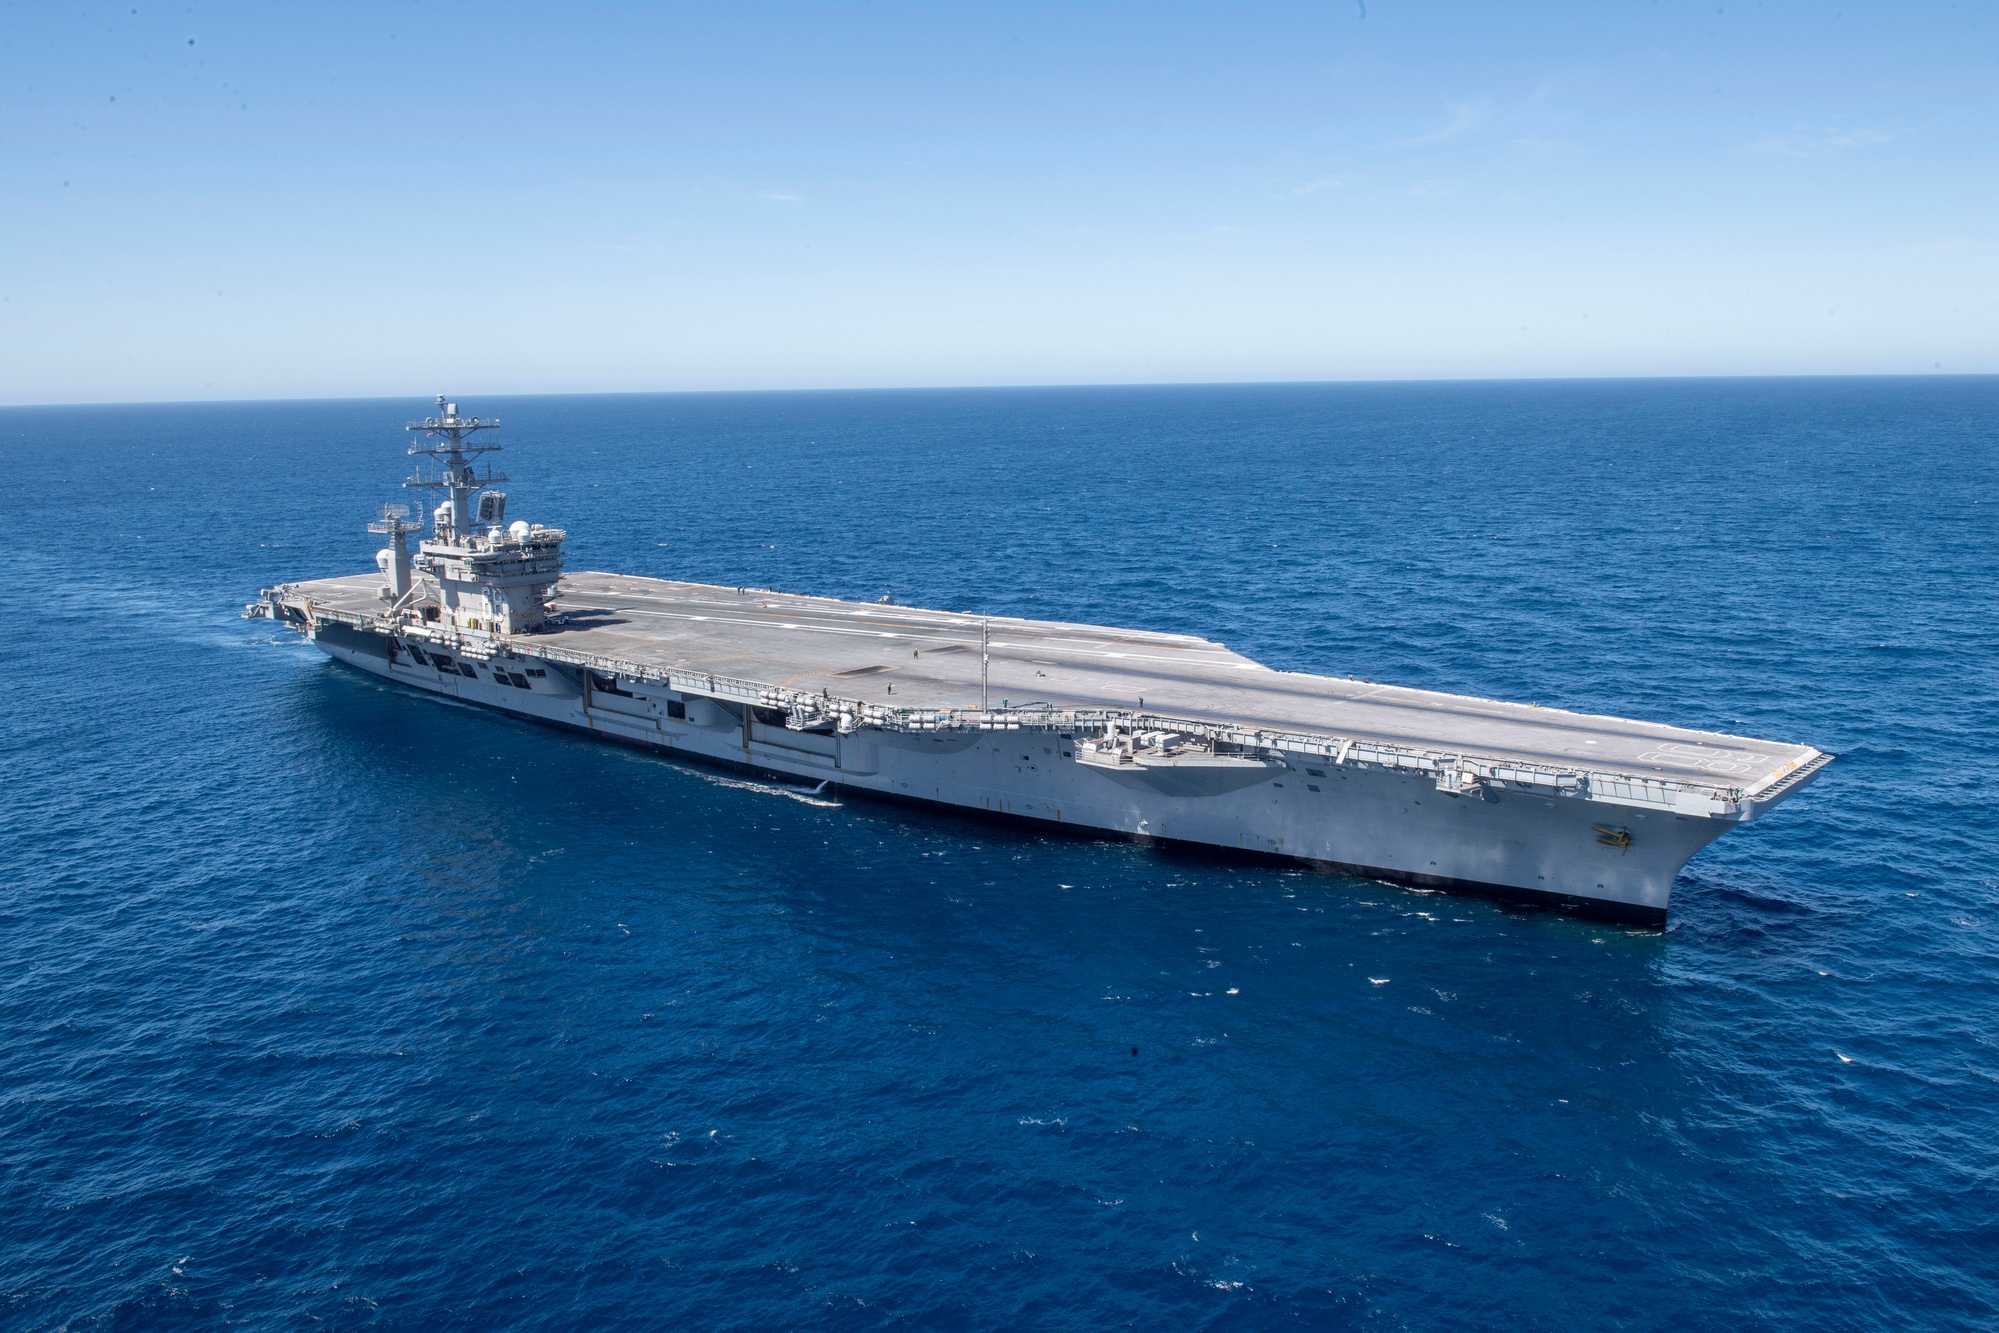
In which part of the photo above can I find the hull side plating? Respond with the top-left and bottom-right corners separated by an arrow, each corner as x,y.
317,626 -> 1715,922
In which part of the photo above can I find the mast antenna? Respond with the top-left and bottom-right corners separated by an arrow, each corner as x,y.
405,394 -> 508,540
367,502 -> 418,601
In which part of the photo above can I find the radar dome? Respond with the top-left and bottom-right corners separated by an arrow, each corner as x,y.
509,520 -> 531,542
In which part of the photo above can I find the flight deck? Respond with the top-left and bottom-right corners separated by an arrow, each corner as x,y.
282,569 -> 1822,801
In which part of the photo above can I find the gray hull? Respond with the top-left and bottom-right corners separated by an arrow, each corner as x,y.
313,622 -> 1736,924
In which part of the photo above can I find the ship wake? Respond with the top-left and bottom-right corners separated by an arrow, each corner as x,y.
698,772 -> 844,808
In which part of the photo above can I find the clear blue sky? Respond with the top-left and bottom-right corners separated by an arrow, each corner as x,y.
2,1 -> 1992,404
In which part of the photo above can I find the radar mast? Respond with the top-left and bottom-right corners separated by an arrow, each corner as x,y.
405,395 -> 507,541
367,502 -> 417,601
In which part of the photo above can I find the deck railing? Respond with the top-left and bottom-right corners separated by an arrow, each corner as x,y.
248,584 -> 1766,818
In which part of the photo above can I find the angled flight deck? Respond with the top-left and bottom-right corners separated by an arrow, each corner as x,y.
280,570 -> 1820,799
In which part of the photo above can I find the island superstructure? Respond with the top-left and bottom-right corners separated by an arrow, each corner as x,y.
248,399 -> 1831,923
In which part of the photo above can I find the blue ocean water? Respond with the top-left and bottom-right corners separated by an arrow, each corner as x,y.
2,379 -> 1995,1331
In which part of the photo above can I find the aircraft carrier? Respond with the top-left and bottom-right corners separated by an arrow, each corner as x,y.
248,400 -> 1832,923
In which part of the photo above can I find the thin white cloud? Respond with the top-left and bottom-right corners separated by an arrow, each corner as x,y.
1388,103 -> 1489,150
757,190 -> 803,203
1289,178 -> 1344,195
1747,128 -> 1893,157
1506,137 -> 1572,157
1881,236 -> 1997,266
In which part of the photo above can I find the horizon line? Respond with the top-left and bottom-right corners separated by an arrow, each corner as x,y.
3,369 -> 1992,412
